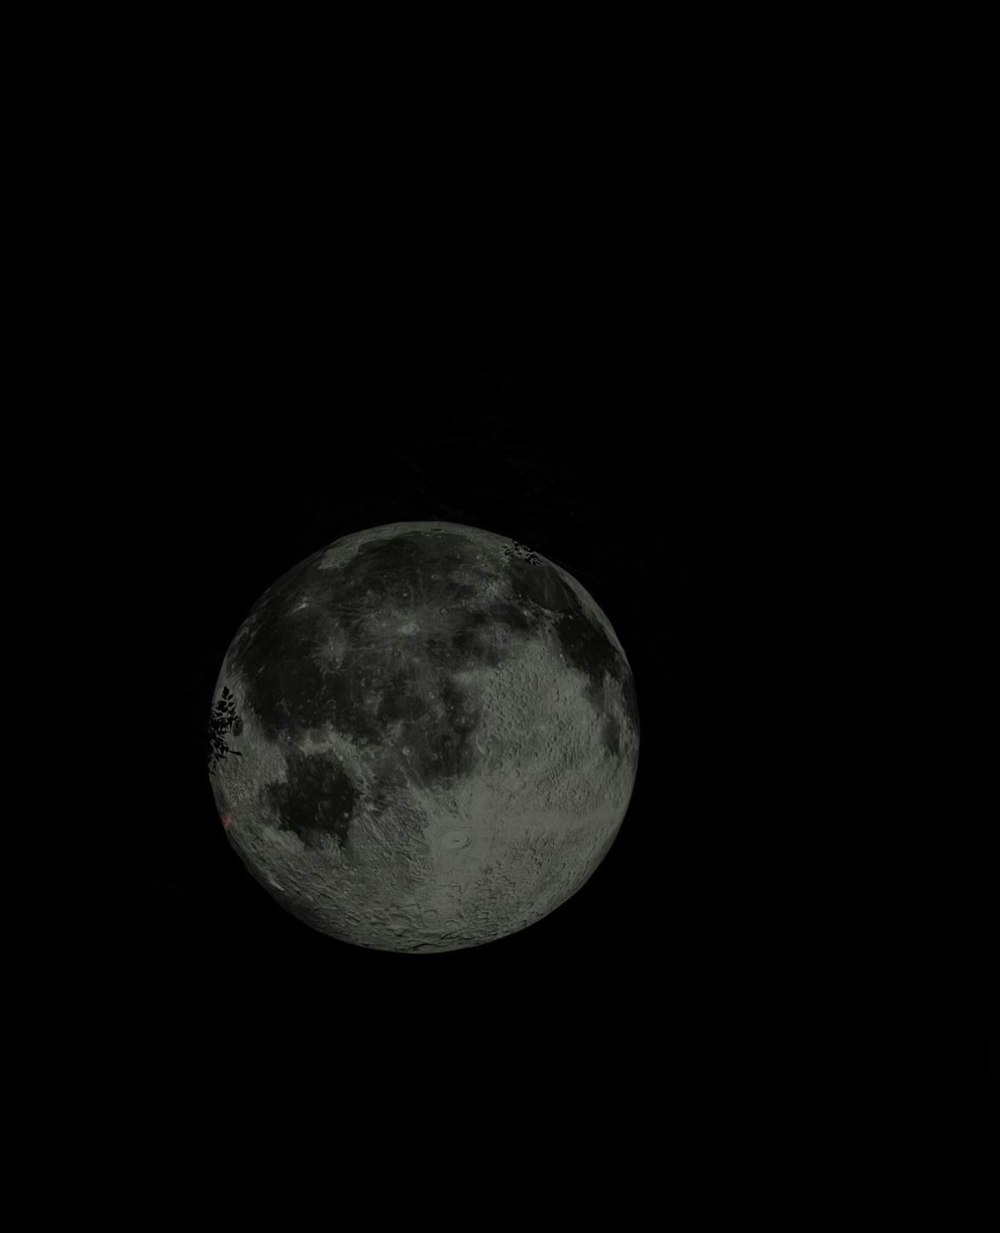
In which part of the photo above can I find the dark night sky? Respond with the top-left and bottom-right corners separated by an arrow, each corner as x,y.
50,39 -> 988,1179
89,274 -> 857,1136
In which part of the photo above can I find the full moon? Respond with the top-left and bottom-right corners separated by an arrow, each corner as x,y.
208,522 -> 639,952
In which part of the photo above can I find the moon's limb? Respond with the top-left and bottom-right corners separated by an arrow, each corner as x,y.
209,522 -> 639,952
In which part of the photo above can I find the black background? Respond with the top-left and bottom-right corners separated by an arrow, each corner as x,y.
92,275 -> 843,1127
48,32 -> 990,1178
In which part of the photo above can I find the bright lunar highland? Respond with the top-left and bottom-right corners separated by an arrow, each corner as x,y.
208,522 -> 639,952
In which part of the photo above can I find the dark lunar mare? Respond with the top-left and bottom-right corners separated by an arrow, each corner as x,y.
228,532 -> 505,843
226,546 -> 337,740
264,748 -> 359,848
226,529 -> 638,851
620,668 -> 640,742
602,711 -> 622,757
346,530 -> 474,594
228,533 -> 471,746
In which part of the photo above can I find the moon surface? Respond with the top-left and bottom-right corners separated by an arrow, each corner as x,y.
208,521 -> 639,953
